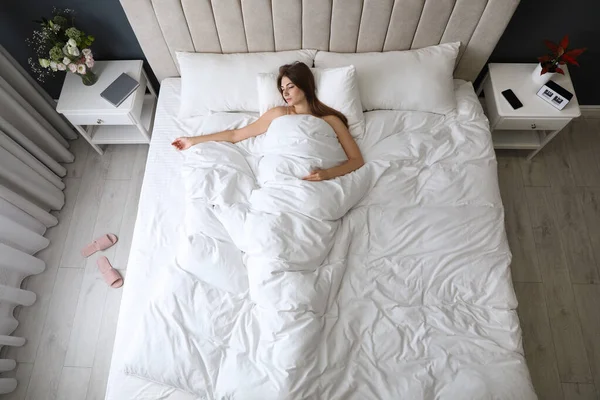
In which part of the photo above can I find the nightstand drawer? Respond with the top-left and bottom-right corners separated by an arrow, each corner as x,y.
495,117 -> 570,131
65,113 -> 133,126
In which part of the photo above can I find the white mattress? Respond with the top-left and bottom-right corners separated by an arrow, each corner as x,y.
106,78 -> 536,399
106,79 -> 196,400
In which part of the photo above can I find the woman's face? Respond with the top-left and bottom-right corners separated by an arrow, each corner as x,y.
280,76 -> 305,106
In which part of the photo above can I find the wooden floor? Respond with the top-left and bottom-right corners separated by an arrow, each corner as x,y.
0,118 -> 599,399
497,117 -> 600,400
0,139 -> 148,400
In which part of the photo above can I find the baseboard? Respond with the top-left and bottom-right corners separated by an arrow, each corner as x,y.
580,105 -> 600,118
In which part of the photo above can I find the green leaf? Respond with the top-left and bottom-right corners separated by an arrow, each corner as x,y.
53,15 -> 68,26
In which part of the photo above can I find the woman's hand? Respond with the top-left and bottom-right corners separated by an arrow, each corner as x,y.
172,137 -> 194,151
302,169 -> 330,181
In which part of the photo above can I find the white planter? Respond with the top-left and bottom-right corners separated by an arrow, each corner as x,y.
531,63 -> 556,86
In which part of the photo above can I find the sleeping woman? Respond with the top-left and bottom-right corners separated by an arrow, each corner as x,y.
171,62 -> 364,181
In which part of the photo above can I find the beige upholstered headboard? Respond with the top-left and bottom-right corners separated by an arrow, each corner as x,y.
119,0 -> 519,83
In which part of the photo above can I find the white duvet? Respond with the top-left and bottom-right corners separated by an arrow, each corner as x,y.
124,82 -> 537,399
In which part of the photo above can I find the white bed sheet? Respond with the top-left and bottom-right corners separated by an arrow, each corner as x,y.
106,78 -> 536,399
106,79 -> 196,400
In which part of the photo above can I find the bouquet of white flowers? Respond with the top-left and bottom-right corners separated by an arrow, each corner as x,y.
27,8 -> 98,86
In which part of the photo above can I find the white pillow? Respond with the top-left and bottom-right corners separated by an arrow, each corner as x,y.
256,66 -> 365,137
314,42 -> 460,114
177,50 -> 317,118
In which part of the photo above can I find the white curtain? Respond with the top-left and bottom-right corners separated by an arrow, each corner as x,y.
0,45 -> 75,394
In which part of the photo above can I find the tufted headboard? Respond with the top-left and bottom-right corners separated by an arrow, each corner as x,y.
119,0 -> 519,83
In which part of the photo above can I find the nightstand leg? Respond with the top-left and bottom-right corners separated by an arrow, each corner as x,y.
141,68 -> 157,99
130,113 -> 150,142
476,72 -> 489,97
527,128 -> 562,160
72,124 -> 104,155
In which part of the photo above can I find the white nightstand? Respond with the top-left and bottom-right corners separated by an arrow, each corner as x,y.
482,63 -> 581,160
56,60 -> 157,155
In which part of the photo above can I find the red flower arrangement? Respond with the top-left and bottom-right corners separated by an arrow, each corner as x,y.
537,35 -> 586,75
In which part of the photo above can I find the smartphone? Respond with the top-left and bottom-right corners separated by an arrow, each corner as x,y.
501,89 -> 523,110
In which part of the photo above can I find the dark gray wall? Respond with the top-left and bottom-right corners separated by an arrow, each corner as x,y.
1,0 -> 599,104
0,0 -> 157,99
480,0 -> 600,105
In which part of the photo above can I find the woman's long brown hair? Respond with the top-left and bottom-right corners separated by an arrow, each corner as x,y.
277,62 -> 349,128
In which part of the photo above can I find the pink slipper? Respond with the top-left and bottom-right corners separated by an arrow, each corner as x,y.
81,234 -> 118,257
97,256 -> 123,288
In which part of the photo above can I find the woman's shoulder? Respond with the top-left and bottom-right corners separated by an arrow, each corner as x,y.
265,106 -> 288,117
322,114 -> 345,128
258,106 -> 288,126
322,114 -> 342,122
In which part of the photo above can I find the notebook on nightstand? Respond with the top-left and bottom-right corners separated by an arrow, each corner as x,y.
100,73 -> 140,107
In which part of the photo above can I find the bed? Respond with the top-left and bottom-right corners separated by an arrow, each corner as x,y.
107,1 -> 537,399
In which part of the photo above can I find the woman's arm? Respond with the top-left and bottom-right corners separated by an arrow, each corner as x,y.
303,116 -> 364,181
172,107 -> 286,150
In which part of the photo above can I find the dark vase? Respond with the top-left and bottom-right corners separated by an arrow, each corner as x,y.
81,69 -> 98,86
